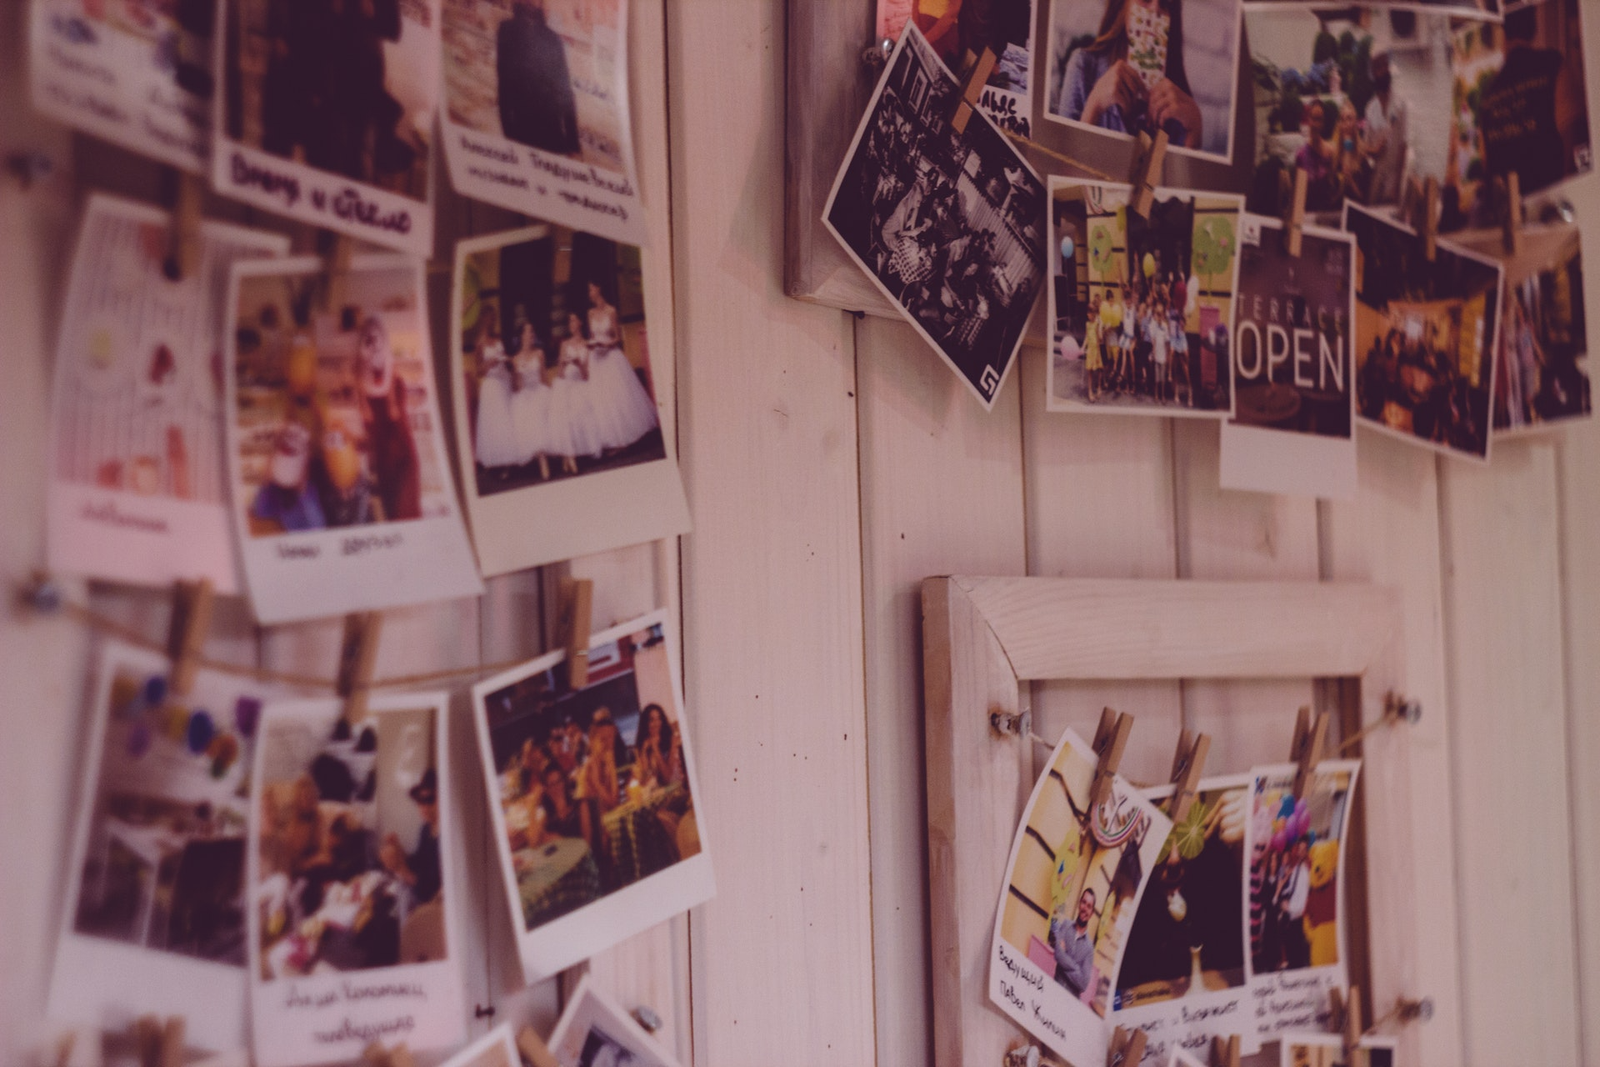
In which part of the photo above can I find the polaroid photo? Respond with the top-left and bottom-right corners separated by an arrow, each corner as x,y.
1046,178 -> 1243,417
29,0 -> 214,172
223,254 -> 483,624
210,0 -> 438,256
440,1024 -> 520,1067
47,641 -> 271,1051
1243,760 -> 1362,1045
1168,1049 -> 1207,1067
1043,0 -> 1243,164
1278,1032 -> 1398,1067
440,0 -> 646,247
990,727 -> 1174,1066
548,974 -> 683,1067
874,0 -> 1039,135
247,693 -> 463,1067
46,194 -> 288,594
1343,200 -> 1503,462
1244,0 -> 1497,15
822,23 -> 1048,411
1452,223 -> 1590,435
1109,776 -> 1260,1065
472,609 -> 713,985
1219,215 -> 1358,501
450,224 -> 689,577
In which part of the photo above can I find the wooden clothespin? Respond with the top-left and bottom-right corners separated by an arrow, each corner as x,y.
1090,707 -> 1134,810
1129,130 -> 1169,219
166,579 -> 214,697
516,1026 -> 561,1067
1106,1025 -> 1147,1067
1290,705 -> 1330,800
558,577 -> 595,689
360,1040 -> 415,1067
162,170 -> 204,281
1502,171 -> 1523,256
1420,178 -> 1439,263
1168,728 -> 1210,823
1283,167 -> 1309,258
949,47 -> 997,135
1210,1034 -> 1240,1067
134,1014 -> 185,1067
1329,986 -> 1366,1067
337,611 -> 383,724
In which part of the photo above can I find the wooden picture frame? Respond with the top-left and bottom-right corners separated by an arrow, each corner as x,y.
921,576 -> 1418,1066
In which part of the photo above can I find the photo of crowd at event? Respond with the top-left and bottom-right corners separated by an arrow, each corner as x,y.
255,707 -> 447,977
1051,184 -> 1237,413
483,625 -> 699,932
1346,203 -> 1501,459
827,25 -> 1046,404
225,0 -> 434,197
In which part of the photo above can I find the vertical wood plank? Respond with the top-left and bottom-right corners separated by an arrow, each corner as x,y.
668,1 -> 876,1063
1020,344 -> 1184,786
1321,432 -> 1463,1066
855,313 -> 1027,1067
1438,441 -> 1581,1067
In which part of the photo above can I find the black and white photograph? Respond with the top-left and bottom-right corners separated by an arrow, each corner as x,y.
450,224 -> 689,576
548,974 -> 684,1067
823,23 -> 1048,411
441,0 -> 647,246
875,0 -> 1039,135
212,0 -> 439,255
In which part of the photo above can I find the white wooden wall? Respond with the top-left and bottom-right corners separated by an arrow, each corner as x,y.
3,1 -> 1598,1066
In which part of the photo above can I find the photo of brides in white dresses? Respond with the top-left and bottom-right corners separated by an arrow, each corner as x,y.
459,225 -> 664,497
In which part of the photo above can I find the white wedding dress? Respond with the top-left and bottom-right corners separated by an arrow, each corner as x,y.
474,342 -> 522,468
550,338 -> 604,459
509,348 -> 554,462
585,304 -> 659,450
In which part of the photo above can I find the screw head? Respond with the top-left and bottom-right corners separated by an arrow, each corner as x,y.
23,574 -> 64,614
633,1005 -> 663,1034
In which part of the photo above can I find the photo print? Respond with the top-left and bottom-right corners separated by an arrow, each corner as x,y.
439,1023 -> 520,1067
1046,178 -> 1243,416
1344,201 -> 1504,461
1109,776 -> 1259,1067
211,0 -> 439,255
450,224 -> 690,577
1219,216 -> 1358,501
1454,223 -> 1590,434
1278,1033 -> 1397,1067
1246,2 -> 1590,228
248,694 -> 463,1067
989,727 -> 1173,1066
30,0 -> 216,170
1244,760 -> 1361,1044
1168,1050 -> 1206,1067
823,23 -> 1048,411
441,0 -> 646,246
472,609 -> 713,984
548,974 -> 684,1067
224,255 -> 482,623
1043,0 -> 1243,163
1242,0 -> 1498,14
47,642 -> 271,1051
875,0 -> 1038,135
47,194 -> 288,593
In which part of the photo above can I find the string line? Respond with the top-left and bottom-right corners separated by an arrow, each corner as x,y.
1002,130 -> 1121,184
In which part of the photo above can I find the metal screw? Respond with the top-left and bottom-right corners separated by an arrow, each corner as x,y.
1399,996 -> 1434,1023
473,1004 -> 496,1019
633,1005 -> 663,1034
5,151 -> 55,189
1398,698 -> 1422,726
21,573 -> 64,614
1002,1046 -> 1041,1067
862,37 -> 894,71
990,710 -> 1024,737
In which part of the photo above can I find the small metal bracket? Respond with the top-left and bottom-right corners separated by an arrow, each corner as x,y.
1397,996 -> 1435,1023
862,37 -> 894,71
633,1005 -> 664,1034
1002,1044 -> 1041,1067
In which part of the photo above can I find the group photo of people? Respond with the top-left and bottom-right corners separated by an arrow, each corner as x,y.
255,706 -> 447,977
1247,766 -> 1353,978
1346,203 -> 1501,459
481,623 -> 699,932
443,0 -> 629,173
1050,182 -> 1239,414
459,227 -> 663,497
826,23 -> 1046,406
234,268 -> 454,534
225,0 -> 435,198
1046,0 -> 1242,161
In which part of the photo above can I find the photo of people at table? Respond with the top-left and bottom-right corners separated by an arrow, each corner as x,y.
458,226 -> 663,497
69,655 -> 261,966
481,623 -> 699,932
254,705 -> 447,977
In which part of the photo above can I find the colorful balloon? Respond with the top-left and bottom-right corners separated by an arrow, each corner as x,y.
187,709 -> 215,754
127,721 -> 152,758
